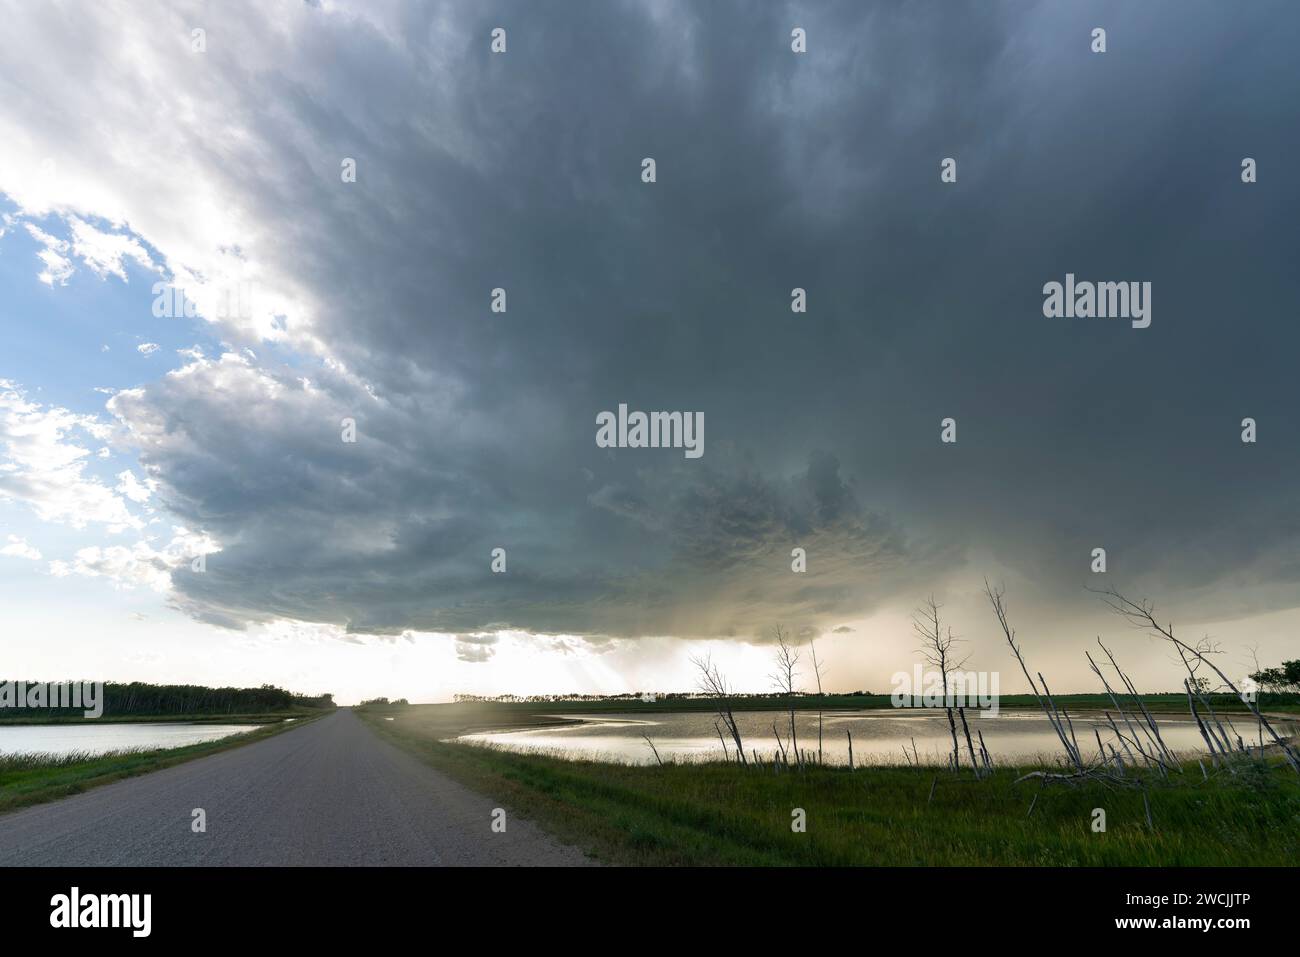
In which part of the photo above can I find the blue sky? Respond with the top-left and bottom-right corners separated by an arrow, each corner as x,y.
3,215 -> 176,407
0,204 -> 215,677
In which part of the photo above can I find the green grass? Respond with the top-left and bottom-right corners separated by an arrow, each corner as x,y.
0,713 -> 323,814
361,706 -> 1300,866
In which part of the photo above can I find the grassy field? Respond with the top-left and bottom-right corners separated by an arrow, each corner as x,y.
0,713 -> 323,815
359,701 -> 1300,866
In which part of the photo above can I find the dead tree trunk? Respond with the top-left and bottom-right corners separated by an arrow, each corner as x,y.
913,595 -> 969,771
957,707 -> 981,778
715,721 -> 731,762
1096,587 -> 1300,775
986,582 -> 1086,773
690,654 -> 747,765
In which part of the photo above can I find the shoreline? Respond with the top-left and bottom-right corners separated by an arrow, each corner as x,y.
441,706 -> 1300,767
359,699 -> 1300,741
0,710 -> 320,726
360,707 -> 1300,866
0,711 -> 331,816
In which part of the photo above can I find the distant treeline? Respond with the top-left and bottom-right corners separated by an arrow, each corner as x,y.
451,690 -> 875,703
0,681 -> 335,717
448,689 -> 1300,710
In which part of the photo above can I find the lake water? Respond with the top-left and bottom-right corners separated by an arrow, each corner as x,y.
0,722 -> 257,758
459,709 -> 1297,767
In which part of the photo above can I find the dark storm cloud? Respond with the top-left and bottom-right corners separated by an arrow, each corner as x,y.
99,0 -> 1300,636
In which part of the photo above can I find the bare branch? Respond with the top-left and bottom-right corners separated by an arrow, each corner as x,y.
1091,586 -> 1300,775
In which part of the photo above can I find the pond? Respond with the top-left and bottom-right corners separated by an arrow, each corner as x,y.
0,722 -> 257,758
459,708 -> 1295,767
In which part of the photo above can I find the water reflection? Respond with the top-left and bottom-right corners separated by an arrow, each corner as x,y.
0,722 -> 256,758
460,709 -> 1295,766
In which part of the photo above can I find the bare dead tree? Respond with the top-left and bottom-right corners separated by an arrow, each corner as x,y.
1093,637 -> 1178,770
1092,586 -> 1300,775
772,721 -> 788,766
1245,644 -> 1268,755
1085,642 -> 1174,778
769,625 -> 801,767
690,653 -> 747,765
985,581 -> 1086,773
1169,636 -> 1237,757
809,637 -> 827,764
912,595 -> 970,772
956,706 -> 981,778
1183,676 -> 1225,770
642,733 -> 664,766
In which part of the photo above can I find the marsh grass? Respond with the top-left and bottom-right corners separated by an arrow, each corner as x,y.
0,747 -> 152,771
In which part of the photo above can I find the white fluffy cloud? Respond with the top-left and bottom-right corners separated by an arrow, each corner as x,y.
49,527 -> 219,592
0,534 -> 41,560
18,216 -> 160,287
0,379 -> 141,531
23,222 -> 74,286
115,469 -> 154,504
68,216 -> 157,281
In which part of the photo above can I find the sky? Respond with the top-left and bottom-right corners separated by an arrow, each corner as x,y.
1,0 -> 1297,705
